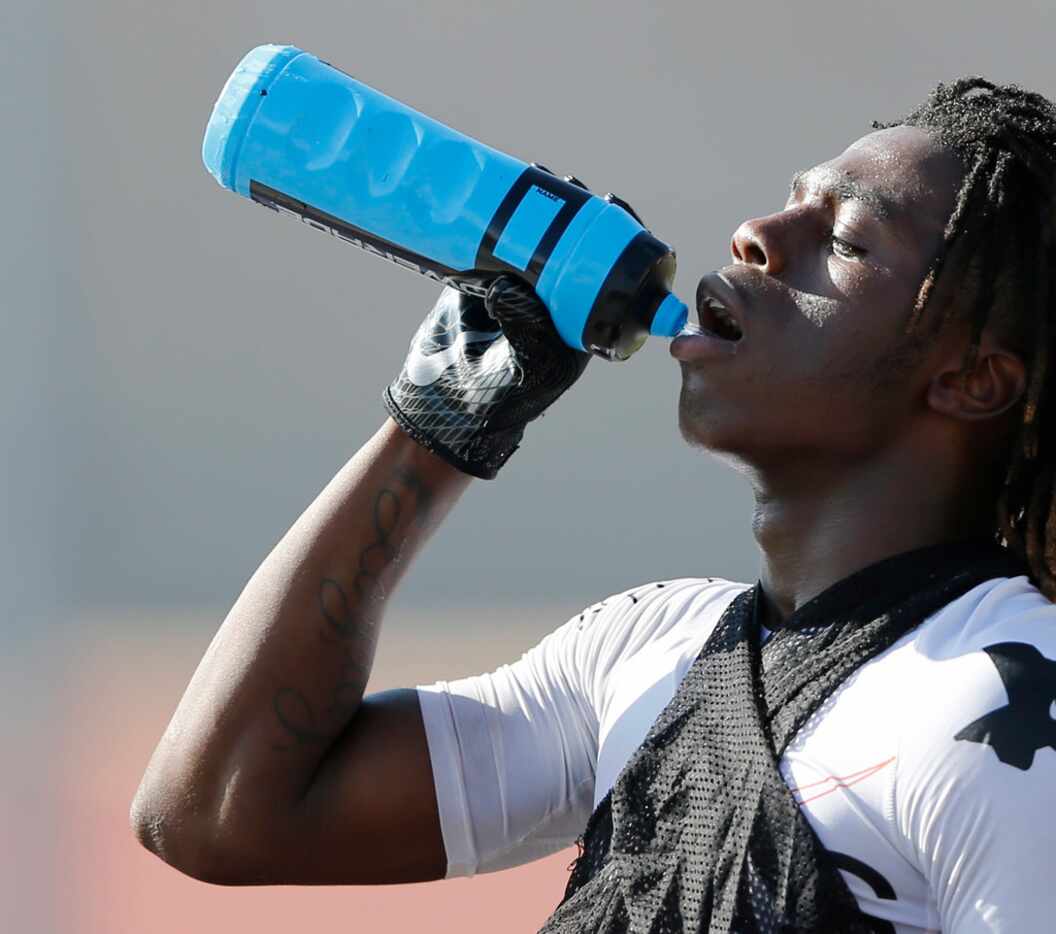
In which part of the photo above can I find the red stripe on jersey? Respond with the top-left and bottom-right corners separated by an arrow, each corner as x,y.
789,756 -> 896,806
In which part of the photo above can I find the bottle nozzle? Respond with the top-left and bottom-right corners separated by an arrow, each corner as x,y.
649,292 -> 689,337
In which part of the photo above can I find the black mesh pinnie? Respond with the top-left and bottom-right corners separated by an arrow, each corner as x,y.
540,540 -> 1025,933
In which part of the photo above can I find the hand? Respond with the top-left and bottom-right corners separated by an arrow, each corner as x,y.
383,276 -> 591,479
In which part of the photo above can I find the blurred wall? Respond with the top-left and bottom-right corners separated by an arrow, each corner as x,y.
52,0 -> 1056,614
3,2 -> 82,931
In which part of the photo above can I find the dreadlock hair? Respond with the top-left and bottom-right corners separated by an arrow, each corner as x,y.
874,78 -> 1056,600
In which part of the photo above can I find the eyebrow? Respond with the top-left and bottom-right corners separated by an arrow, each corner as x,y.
789,167 -> 898,221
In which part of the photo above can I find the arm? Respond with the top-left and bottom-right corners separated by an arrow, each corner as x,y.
131,419 -> 469,884
131,280 -> 591,886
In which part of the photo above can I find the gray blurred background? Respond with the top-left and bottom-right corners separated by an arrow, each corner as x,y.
6,1 -> 1056,931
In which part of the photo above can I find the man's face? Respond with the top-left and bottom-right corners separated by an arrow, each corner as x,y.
674,125 -> 967,467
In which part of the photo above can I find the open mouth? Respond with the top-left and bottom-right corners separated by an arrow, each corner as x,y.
697,293 -> 743,343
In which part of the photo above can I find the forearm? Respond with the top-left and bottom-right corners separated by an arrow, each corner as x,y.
133,419 -> 470,851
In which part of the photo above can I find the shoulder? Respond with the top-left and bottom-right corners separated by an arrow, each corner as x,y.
916,572 -> 1056,652
890,574 -> 1056,841
896,574 -> 1056,755
524,576 -> 749,711
564,576 -> 749,713
887,575 -> 1056,927
563,576 -> 750,664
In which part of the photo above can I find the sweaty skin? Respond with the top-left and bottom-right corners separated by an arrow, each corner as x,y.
672,125 -> 1026,626
131,125 -> 1027,885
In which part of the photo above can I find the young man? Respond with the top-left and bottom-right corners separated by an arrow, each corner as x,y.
132,79 -> 1056,932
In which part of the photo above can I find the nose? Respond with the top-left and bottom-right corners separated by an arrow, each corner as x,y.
730,215 -> 786,276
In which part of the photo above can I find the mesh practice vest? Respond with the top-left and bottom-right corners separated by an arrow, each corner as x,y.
539,540 -> 1026,934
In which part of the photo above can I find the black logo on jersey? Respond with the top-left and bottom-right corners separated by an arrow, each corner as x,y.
954,642 -> 1056,771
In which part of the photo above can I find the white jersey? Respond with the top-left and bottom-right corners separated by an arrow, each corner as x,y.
416,574 -> 1056,933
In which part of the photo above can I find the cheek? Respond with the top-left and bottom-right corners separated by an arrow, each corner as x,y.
800,266 -> 909,361
789,256 -> 881,331
796,291 -> 842,329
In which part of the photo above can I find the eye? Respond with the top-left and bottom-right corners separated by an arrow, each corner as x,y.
828,234 -> 866,259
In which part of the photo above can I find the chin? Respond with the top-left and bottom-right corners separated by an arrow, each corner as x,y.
677,396 -> 768,475
677,410 -> 711,449
678,397 -> 736,453
678,382 -> 731,443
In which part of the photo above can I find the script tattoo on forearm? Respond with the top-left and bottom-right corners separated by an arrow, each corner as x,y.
272,465 -> 435,748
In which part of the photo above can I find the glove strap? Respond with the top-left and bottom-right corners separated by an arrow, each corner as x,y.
383,388 -> 522,480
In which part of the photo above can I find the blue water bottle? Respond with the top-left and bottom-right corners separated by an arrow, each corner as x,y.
202,45 -> 688,360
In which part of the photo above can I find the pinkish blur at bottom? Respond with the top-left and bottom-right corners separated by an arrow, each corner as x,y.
55,614 -> 577,934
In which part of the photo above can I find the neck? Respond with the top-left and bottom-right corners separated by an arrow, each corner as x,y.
749,445 -> 996,627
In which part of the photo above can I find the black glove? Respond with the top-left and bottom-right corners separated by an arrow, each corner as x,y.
383,276 -> 590,479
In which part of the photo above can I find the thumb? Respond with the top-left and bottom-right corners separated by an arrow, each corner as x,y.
484,276 -> 552,327
482,276 -> 590,388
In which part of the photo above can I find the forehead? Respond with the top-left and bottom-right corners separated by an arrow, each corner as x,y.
798,125 -> 965,239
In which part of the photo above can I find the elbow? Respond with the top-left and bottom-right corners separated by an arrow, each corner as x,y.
129,780 -> 269,886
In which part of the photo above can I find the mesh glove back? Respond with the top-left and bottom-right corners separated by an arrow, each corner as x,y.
384,276 -> 590,479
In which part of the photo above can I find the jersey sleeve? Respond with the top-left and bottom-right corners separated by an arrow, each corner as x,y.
894,602 -> 1056,932
415,578 -> 722,878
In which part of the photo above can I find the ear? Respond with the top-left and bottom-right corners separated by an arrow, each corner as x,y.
927,333 -> 1027,422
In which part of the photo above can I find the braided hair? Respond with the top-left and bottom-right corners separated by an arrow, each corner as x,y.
875,79 -> 1056,599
